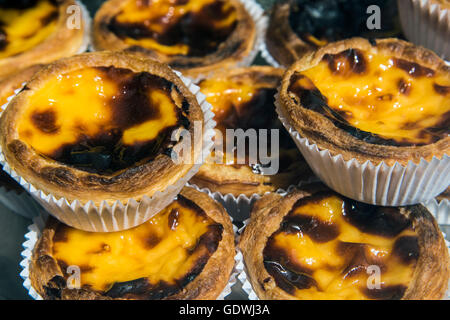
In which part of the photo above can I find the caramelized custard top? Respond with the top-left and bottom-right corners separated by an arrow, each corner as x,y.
288,49 -> 450,146
264,192 -> 419,300
107,0 -> 237,57
52,195 -> 223,299
17,66 -> 188,174
0,0 -> 58,59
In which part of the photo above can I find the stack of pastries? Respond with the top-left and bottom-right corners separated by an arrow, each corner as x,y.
0,0 -> 447,300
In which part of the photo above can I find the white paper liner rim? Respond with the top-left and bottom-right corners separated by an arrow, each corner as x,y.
0,72 -> 216,232
275,94 -> 450,206
20,216 -> 239,300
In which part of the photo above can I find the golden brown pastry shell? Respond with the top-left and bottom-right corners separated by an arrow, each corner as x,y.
0,0 -> 88,80
92,0 -> 256,79
239,183 -> 450,300
190,66 -> 313,197
29,187 -> 236,300
0,51 -> 204,205
265,0 -> 315,67
278,38 -> 450,166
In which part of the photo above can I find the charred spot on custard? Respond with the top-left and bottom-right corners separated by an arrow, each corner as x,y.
434,83 -> 450,95
107,0 -> 237,57
342,200 -> 413,238
288,0 -> 401,47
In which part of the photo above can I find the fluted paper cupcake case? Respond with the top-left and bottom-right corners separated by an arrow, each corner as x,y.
275,94 -> 450,206
397,0 -> 450,60
19,214 -> 240,300
260,39 -> 281,68
172,0 -> 267,83
188,175 -> 319,222
237,204 -> 450,300
0,72 -> 216,232
75,0 -> 91,55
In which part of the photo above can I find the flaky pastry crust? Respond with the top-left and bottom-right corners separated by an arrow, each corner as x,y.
29,187 -> 236,300
0,51 -> 204,204
92,0 -> 256,79
278,38 -> 450,166
239,183 -> 450,300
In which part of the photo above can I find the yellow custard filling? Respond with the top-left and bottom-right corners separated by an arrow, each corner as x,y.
264,193 -> 418,300
0,0 -> 58,59
17,66 -> 183,174
52,196 -> 222,297
290,49 -> 450,145
109,0 -> 237,56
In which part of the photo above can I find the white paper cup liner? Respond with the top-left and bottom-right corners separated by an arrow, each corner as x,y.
398,0 -> 450,60
75,0 -> 91,55
237,204 -> 450,300
0,73 -> 216,232
260,39 -> 281,68
20,214 -> 239,300
275,95 -> 450,206
239,0 -> 267,68
188,175 -> 319,222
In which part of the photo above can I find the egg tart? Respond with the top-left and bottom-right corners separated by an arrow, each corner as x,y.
29,187 -> 235,300
190,66 -> 313,197
240,183 -> 450,300
0,51 -> 204,205
278,38 -> 450,166
0,0 -> 89,79
266,0 -> 402,67
92,0 -> 257,78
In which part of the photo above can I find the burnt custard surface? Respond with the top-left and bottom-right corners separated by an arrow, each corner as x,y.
0,0 -> 59,59
16,65 -> 188,175
48,195 -> 223,299
106,0 -> 237,57
264,192 -> 420,300
288,48 -> 450,146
